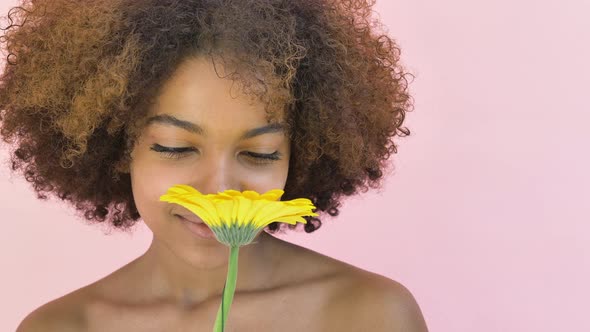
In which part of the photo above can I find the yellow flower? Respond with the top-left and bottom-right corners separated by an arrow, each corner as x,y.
159,184 -> 318,246
160,184 -> 318,331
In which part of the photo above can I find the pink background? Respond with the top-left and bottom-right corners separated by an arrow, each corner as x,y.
1,0 -> 589,331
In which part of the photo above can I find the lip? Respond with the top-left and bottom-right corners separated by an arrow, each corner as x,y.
175,214 -> 216,240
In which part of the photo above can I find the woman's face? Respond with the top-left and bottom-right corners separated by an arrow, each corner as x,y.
128,57 -> 290,258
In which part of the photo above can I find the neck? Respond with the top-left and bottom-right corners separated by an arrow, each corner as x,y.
137,231 -> 281,307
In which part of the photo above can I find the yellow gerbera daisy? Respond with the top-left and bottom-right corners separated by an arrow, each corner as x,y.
159,184 -> 318,332
159,184 -> 317,246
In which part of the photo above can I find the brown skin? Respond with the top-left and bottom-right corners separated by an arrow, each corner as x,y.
17,242 -> 428,331
128,57 -> 294,302
3,0 -> 427,330
15,56 -> 427,332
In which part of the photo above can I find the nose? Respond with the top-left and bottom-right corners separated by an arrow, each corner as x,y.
193,154 -> 237,195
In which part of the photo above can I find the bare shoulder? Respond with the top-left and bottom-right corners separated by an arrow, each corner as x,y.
279,241 -> 428,331
325,266 -> 429,332
16,288 -> 89,332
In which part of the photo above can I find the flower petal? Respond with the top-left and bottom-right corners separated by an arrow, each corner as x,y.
160,194 -> 220,227
260,189 -> 284,201
160,186 -> 317,246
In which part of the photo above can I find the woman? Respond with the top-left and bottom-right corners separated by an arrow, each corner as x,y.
1,0 -> 428,330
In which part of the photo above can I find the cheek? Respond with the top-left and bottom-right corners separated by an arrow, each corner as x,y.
129,156 -> 186,221
236,161 -> 290,193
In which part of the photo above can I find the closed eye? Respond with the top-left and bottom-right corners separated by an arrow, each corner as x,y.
149,144 -> 282,163
150,144 -> 196,159
241,151 -> 282,165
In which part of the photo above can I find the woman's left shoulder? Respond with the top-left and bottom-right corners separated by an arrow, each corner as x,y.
273,239 -> 429,331
322,263 -> 429,332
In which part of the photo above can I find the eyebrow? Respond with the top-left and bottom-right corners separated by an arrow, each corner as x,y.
145,114 -> 285,139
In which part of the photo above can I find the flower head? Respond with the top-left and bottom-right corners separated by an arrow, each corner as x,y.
160,185 -> 317,246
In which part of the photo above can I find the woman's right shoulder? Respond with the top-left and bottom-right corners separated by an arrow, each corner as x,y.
16,287 -> 92,332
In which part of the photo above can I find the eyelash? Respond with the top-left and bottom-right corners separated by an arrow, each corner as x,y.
149,144 -> 281,163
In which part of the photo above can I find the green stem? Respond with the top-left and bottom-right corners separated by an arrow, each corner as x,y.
213,245 -> 240,332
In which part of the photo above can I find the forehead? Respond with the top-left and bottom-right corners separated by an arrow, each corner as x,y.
145,113 -> 286,138
150,56 -> 285,124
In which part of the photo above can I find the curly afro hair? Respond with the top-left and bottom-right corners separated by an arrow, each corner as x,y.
0,0 -> 412,234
